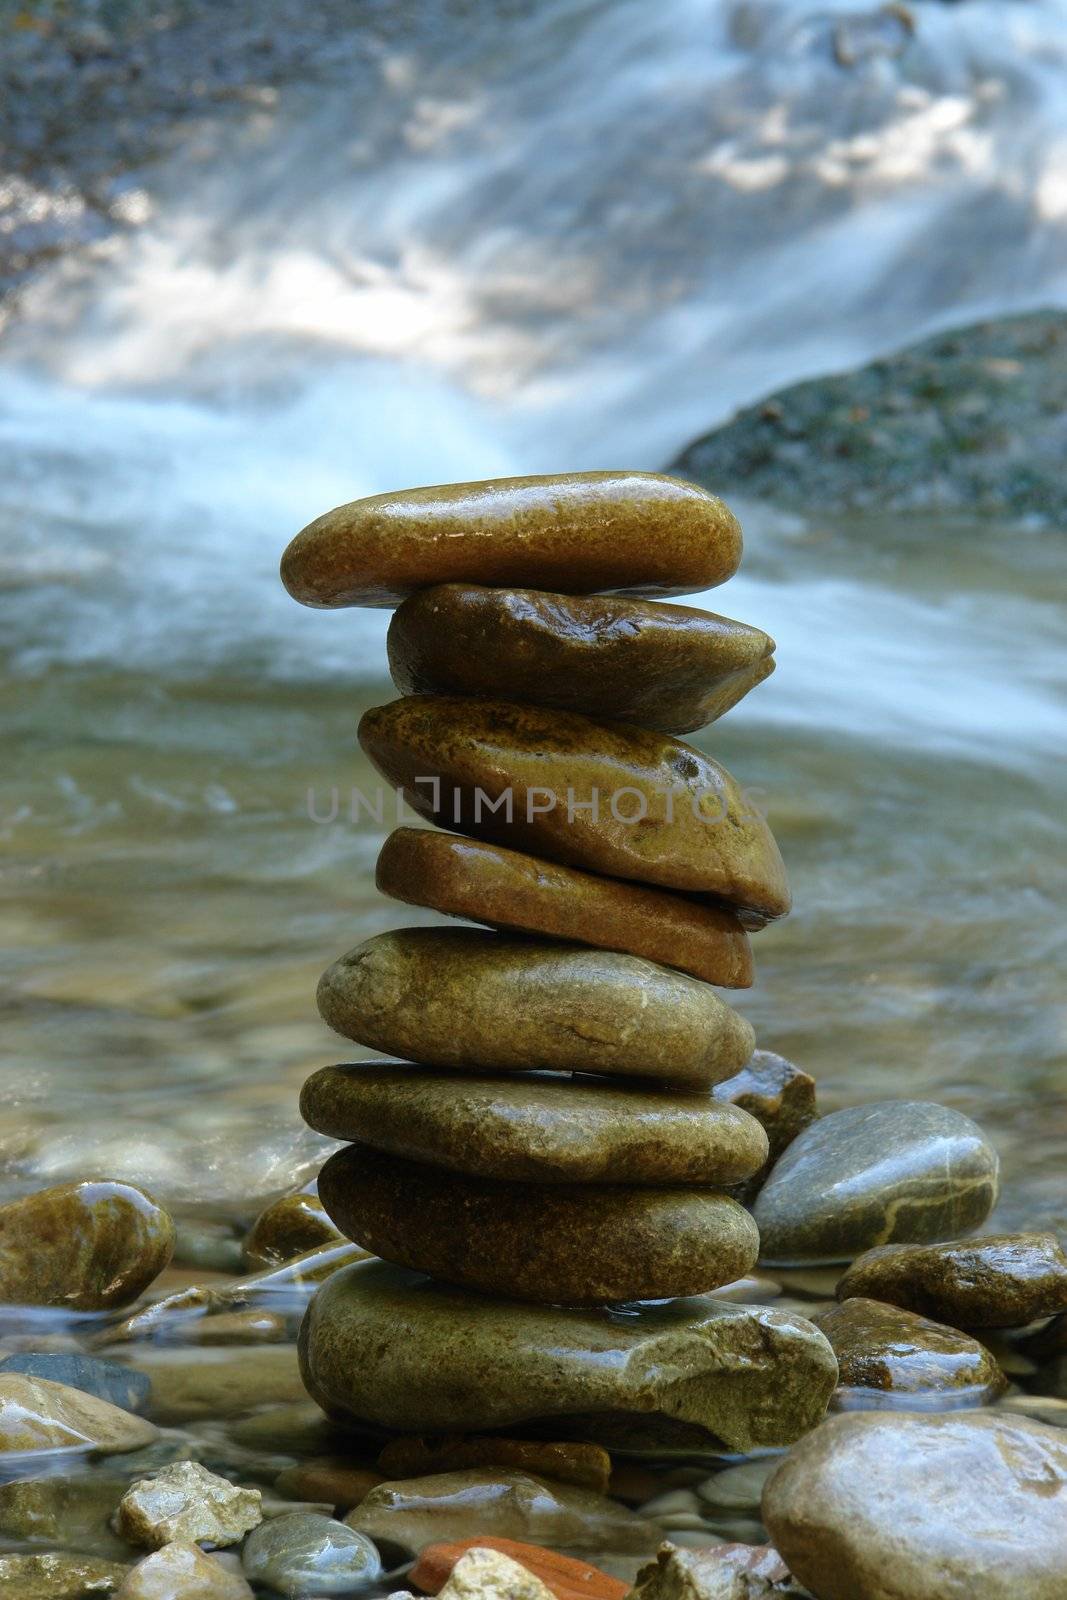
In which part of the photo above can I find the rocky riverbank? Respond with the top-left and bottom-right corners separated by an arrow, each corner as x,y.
671,312 -> 1067,523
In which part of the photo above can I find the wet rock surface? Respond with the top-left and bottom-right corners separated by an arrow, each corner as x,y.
358,697 -> 791,924
0,1180 -> 174,1310
299,1260 -> 837,1452
0,1550 -> 130,1598
114,1459 -> 263,1549
377,1436 -> 611,1494
302,1064 -> 769,1186
673,311 -> 1067,522
815,1296 -> 1005,1403
711,1051 -> 817,1175
317,929 -> 756,1086
387,585 -> 773,733
762,1410 -> 1067,1599
0,1351 -> 150,1413
0,1372 -> 158,1454
753,1101 -> 999,1264
375,829 -> 754,988
115,1542 -> 254,1599
242,1191 -> 342,1272
836,1231 -> 1067,1328
241,1510 -> 383,1595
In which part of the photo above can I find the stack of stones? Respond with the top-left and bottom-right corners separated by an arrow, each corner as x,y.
281,472 -> 839,1458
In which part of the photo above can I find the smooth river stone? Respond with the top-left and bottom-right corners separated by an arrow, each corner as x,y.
0,1180 -> 174,1310
0,1373 -> 158,1455
712,1049 -> 818,1168
815,1298 -> 1005,1404
280,472 -> 742,608
243,1191 -> 343,1271
317,929 -> 755,1086
299,1259 -> 838,1451
0,1352 -> 150,1414
376,829 -> 754,988
836,1232 -> 1067,1329
301,1064 -> 769,1186
752,1102 -> 999,1265
762,1411 -> 1067,1600
387,585 -> 773,733
358,697 -> 791,926
319,1143 -> 758,1304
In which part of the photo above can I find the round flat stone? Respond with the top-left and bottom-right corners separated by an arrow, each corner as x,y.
0,1353 -> 150,1415
299,1259 -> 838,1453
815,1297 -> 1005,1405
317,929 -> 755,1086
763,1411 -> 1067,1600
280,472 -> 741,609
318,1143 -> 760,1304
376,829 -> 753,988
0,1180 -> 174,1311
358,698 -> 790,925
387,585 -> 773,733
241,1512 -> 381,1596
300,1064 -> 769,1186
752,1101 -> 999,1265
836,1233 -> 1067,1329
0,1374 -> 158,1456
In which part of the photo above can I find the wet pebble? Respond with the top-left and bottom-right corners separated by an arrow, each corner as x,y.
115,1541 -> 254,1599
0,1351 -> 150,1413
816,1297 -> 1006,1404
836,1232 -> 1067,1328
0,1551 -> 129,1598
0,1180 -> 174,1310
115,1460 -> 263,1549
242,1511 -> 383,1596
0,1372 -> 157,1454
243,1191 -> 341,1271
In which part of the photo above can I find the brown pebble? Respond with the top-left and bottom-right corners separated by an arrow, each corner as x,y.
274,1459 -> 383,1514
376,1436 -> 611,1494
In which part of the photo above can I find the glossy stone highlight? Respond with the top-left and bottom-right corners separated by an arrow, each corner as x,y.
387,585 -> 773,732
318,1142 -> 760,1304
0,1180 -> 174,1311
300,1260 -> 838,1451
815,1297 -> 1005,1403
301,1064 -> 769,1186
359,697 -> 790,925
752,1101 -> 999,1265
836,1233 -> 1067,1329
376,828 -> 754,988
317,929 -> 755,1086
281,472 -> 742,608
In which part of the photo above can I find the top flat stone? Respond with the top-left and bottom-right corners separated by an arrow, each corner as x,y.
280,473 -> 742,608
387,585 -> 773,733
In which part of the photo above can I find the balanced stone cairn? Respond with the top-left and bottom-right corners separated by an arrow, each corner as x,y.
281,472 -> 842,1460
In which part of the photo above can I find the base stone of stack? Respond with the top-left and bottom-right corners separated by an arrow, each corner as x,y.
298,1259 -> 838,1454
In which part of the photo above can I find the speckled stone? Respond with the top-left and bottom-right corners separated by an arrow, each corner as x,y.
115,1461 -> 263,1550
346,1469 -> 657,1557
0,1552 -> 130,1599
241,1511 -> 382,1596
0,1373 -> 158,1455
375,829 -> 753,988
0,1474 -> 129,1558
302,1065 -> 768,1186
299,1260 -> 838,1452
280,472 -> 742,608
115,1543 -> 253,1600
815,1297 -> 1005,1403
762,1411 -> 1067,1600
358,698 -> 790,926
243,1192 -> 343,1271
752,1102 -> 999,1265
0,1352 -> 150,1414
318,1143 -> 759,1304
317,930 -> 755,1087
0,1180 -> 174,1310
387,585 -> 773,733
836,1233 -> 1067,1329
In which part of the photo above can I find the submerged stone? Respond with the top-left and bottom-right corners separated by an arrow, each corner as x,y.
835,1232 -> 1067,1329
346,1469 -> 656,1557
0,1474 -> 129,1557
376,1436 -> 611,1495
318,1143 -> 760,1304
0,1352 -> 150,1414
0,1551 -> 129,1599
358,697 -> 790,925
317,930 -> 755,1087
299,1260 -> 837,1452
302,1064 -> 768,1186
387,584 -> 773,733
815,1297 -> 1005,1404
0,1180 -> 174,1310
243,1192 -> 342,1272
115,1543 -> 253,1600
280,472 -> 742,609
375,829 -> 754,988
0,1373 -> 157,1455
241,1511 -> 382,1596
121,1346 -> 307,1426
752,1101 -> 999,1265
762,1411 -> 1067,1600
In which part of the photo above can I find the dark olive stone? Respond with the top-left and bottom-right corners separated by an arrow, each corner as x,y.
752,1102 -> 999,1265
358,697 -> 790,925
301,1063 -> 769,1186
387,584 -> 773,733
836,1233 -> 1067,1329
317,1143 -> 760,1305
0,1180 -> 174,1311
815,1297 -> 1005,1403
280,472 -> 742,608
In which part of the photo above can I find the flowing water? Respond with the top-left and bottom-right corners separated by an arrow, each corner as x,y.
0,0 -> 1066,1556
